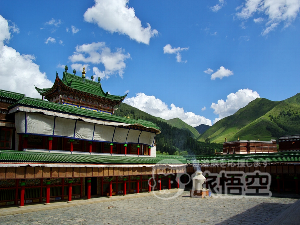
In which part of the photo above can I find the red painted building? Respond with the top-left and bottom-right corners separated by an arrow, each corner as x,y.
223,139 -> 277,154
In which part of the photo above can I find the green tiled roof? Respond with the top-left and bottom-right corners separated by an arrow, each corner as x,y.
0,151 -> 187,164
9,96 -> 160,132
36,72 -> 127,101
185,151 -> 300,164
0,89 -> 25,100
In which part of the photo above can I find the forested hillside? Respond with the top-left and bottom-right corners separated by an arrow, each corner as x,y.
198,93 -> 300,143
114,103 -> 222,155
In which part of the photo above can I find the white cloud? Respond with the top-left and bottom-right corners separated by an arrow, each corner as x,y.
9,21 -> 20,34
211,89 -> 260,123
204,68 -> 214,74
163,44 -> 189,63
237,0 -> 300,35
124,93 -> 212,127
45,18 -> 61,27
211,66 -> 233,80
45,37 -> 56,44
201,106 -> 206,111
211,0 -> 225,12
71,25 -> 80,34
0,15 -> 53,98
69,42 -> 130,79
59,40 -> 63,45
254,17 -> 264,23
83,0 -> 158,45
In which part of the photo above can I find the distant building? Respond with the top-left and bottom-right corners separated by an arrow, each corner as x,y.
279,135 -> 300,151
223,139 -> 277,154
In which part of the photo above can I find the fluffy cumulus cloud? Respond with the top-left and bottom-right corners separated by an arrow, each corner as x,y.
211,0 -> 225,12
0,15 -> 53,98
163,44 -> 189,63
236,0 -> 300,35
211,89 -> 260,123
124,93 -> 212,127
83,0 -> 158,45
68,42 -> 130,79
211,66 -> 233,80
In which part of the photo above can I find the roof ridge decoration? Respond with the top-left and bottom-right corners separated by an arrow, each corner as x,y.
35,66 -> 128,101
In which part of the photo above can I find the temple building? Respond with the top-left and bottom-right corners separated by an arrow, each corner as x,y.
223,139 -> 277,154
279,135 -> 300,151
0,67 -> 186,207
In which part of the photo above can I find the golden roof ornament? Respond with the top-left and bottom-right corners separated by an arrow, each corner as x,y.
82,67 -> 86,78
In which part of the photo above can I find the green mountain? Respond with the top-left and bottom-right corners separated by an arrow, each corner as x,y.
166,118 -> 200,139
194,124 -> 210,134
198,93 -> 300,143
114,103 -> 223,155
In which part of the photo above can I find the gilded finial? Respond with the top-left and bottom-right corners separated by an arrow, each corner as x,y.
82,67 -> 86,78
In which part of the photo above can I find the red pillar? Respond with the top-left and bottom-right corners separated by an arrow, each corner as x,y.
110,143 -> 113,154
149,146 -> 151,156
19,180 -> 26,207
45,179 -> 51,204
124,144 -> 127,155
109,180 -> 112,197
177,177 -> 180,189
137,176 -> 140,193
23,135 -> 28,150
87,178 -> 91,199
68,179 -> 73,202
124,180 -> 127,196
159,176 -> 162,190
137,145 -> 140,156
48,137 -> 53,150
168,176 -> 171,189
70,141 -> 73,152
148,177 -> 152,192
89,142 -> 92,153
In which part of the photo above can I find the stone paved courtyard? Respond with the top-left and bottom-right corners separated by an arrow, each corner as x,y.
0,190 -> 298,225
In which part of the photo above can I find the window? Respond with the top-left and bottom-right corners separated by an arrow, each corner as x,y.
0,128 -> 12,149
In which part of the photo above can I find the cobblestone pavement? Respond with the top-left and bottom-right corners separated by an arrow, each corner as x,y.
0,190 -> 298,225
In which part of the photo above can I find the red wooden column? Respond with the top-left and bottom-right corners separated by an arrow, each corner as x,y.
48,137 -> 53,151
70,140 -> 74,153
110,143 -> 113,154
19,180 -> 26,207
295,176 -> 299,194
123,179 -> 127,196
159,176 -> 162,191
124,144 -> 127,155
136,176 -> 140,193
148,146 -> 151,156
168,176 -> 171,189
148,177 -> 152,192
89,142 -> 92,153
87,178 -> 91,199
23,134 -> 28,150
137,145 -> 140,156
109,180 -> 112,197
177,176 -> 180,189
45,178 -> 51,204
68,178 -> 73,202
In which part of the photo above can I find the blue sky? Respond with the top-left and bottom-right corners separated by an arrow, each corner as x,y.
0,0 -> 300,126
